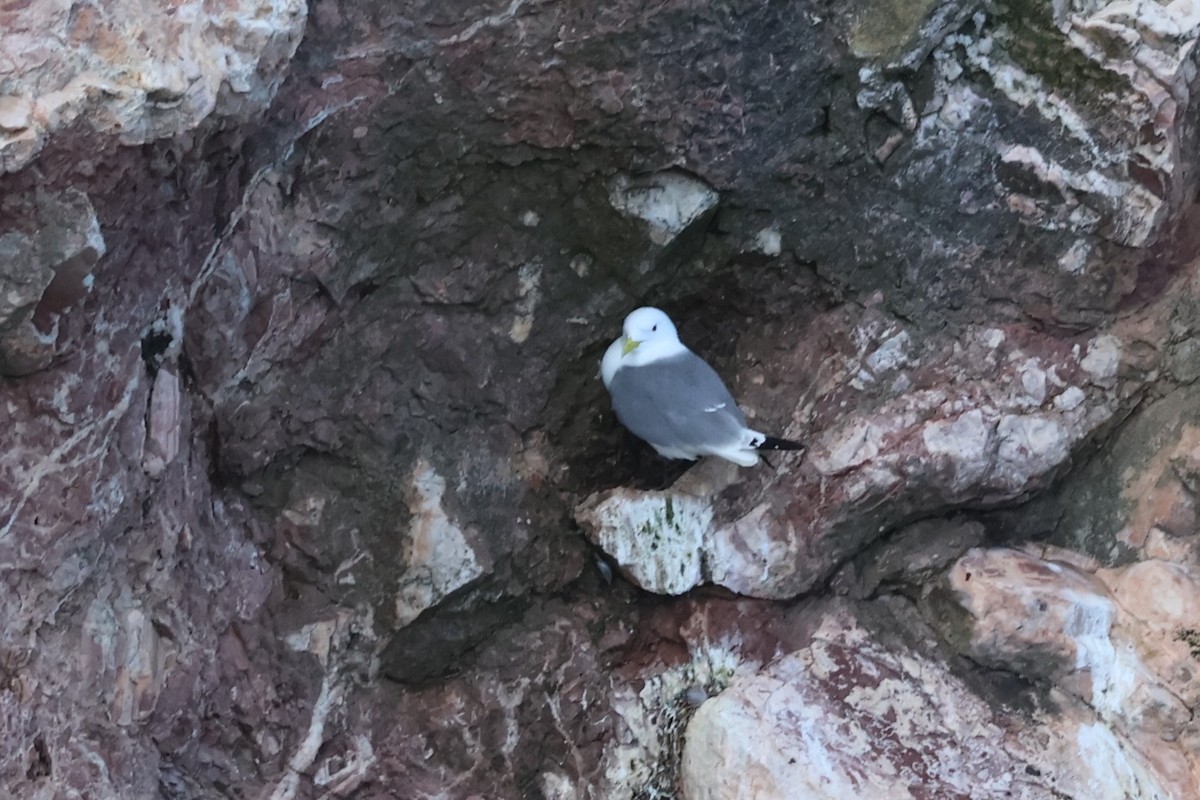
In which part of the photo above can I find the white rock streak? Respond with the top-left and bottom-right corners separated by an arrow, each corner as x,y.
607,172 -> 719,247
143,368 -> 181,478
394,461 -> 487,627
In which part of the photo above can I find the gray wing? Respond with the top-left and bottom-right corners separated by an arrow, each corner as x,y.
608,352 -> 748,453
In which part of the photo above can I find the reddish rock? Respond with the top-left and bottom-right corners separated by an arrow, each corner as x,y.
577,309 -> 1134,598
681,601 -> 1183,800
0,0 -> 1198,796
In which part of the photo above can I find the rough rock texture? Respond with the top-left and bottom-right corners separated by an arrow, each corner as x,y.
0,187 -> 105,375
1,0 -> 1200,797
0,0 -> 305,172
936,546 -> 1200,797
682,602 -> 1170,800
577,307 -> 1138,597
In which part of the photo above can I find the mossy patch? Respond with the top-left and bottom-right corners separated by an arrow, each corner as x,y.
615,645 -> 750,800
634,498 -> 689,545
850,0 -> 945,61
992,0 -> 1130,112
1175,628 -> 1200,660
1039,385 -> 1200,565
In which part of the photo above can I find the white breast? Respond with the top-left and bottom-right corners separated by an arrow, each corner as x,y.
600,338 -> 624,389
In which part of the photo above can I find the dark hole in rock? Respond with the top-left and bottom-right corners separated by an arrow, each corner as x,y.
30,249 -> 96,334
995,158 -> 1067,204
1128,160 -> 1165,199
354,280 -> 381,300
380,598 -> 527,686
145,88 -> 183,107
819,103 -> 833,135
27,735 -> 50,779
141,329 -> 173,376
152,620 -> 176,642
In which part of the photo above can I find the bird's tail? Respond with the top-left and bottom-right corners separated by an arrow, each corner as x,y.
756,435 -> 805,452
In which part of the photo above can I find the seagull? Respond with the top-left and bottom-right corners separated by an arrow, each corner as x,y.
600,307 -> 804,467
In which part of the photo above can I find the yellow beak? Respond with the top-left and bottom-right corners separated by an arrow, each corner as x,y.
622,337 -> 640,356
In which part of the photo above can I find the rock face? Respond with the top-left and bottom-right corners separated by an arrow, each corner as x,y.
576,311 -> 1136,598
0,0 -> 1199,797
0,187 -> 105,375
682,596 -> 1188,800
0,0 -> 305,172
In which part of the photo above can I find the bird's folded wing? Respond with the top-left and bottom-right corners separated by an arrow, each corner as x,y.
608,352 -> 748,451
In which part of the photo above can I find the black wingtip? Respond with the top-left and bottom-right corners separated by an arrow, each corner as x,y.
756,436 -> 805,452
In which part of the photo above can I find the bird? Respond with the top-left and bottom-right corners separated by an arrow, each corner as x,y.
600,307 -> 805,467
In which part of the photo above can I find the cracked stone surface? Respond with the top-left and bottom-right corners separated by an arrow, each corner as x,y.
0,0 -> 305,172
0,187 -> 105,375
0,0 -> 1199,797
577,304 -> 1143,598
682,599 -> 1183,800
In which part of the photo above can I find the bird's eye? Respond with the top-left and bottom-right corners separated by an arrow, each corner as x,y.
652,324 -> 658,331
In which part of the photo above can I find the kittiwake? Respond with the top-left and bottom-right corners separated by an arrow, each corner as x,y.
601,307 -> 804,467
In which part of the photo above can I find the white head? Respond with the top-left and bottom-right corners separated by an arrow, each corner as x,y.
600,306 -> 688,387
621,307 -> 679,349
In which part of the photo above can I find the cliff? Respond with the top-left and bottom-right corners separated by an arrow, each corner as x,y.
1,0 -> 1199,797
